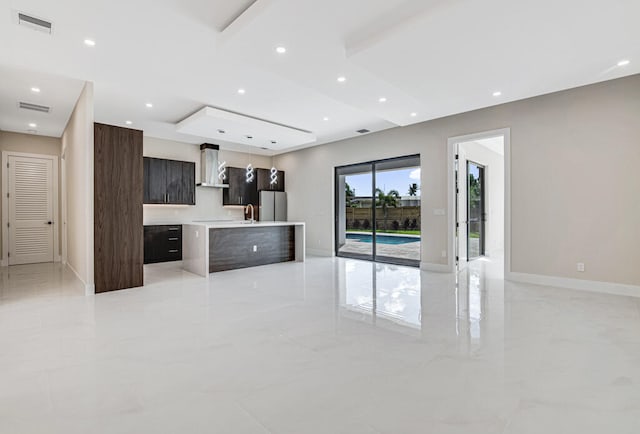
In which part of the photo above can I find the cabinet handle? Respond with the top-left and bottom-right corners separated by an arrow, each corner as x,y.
168,249 -> 179,253
168,237 -> 179,241
168,227 -> 180,231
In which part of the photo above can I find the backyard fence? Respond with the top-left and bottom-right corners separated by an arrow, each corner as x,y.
346,206 -> 421,231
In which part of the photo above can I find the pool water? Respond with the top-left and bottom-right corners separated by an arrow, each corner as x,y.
346,233 -> 420,245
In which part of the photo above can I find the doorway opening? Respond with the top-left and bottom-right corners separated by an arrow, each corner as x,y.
335,155 -> 421,267
451,131 -> 507,274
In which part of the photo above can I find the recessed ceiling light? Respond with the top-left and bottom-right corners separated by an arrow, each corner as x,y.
238,88 -> 246,95
271,140 -> 277,144
337,76 -> 346,83
217,129 -> 225,134
145,103 -> 153,108
378,97 -> 387,103
617,59 -> 630,67
31,87 -> 41,93
28,122 -> 37,128
125,121 -> 132,125
246,135 -> 253,139
492,91 -> 502,97
410,112 -> 417,117
323,117 -> 329,121
84,39 -> 96,47
275,46 -> 286,54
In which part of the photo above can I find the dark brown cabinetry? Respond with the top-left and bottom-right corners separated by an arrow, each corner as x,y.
222,166 -> 258,206
257,168 -> 285,192
144,157 -> 195,205
209,226 -> 295,272
144,225 -> 182,264
94,123 -> 144,293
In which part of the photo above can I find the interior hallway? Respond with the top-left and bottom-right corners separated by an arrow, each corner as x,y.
1,258 -> 639,433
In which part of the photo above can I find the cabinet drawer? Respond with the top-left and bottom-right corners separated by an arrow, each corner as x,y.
144,225 -> 183,264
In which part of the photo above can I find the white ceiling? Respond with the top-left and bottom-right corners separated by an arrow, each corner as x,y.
0,0 -> 638,155
0,64 -> 84,137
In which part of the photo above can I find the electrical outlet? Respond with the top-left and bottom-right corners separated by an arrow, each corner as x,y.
441,250 -> 447,258
577,262 -> 585,272
195,230 -> 199,238
253,245 -> 257,252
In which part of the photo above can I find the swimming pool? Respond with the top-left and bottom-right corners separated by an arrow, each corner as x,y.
346,233 -> 420,245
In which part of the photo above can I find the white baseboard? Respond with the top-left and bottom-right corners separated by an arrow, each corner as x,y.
507,271 -> 640,298
420,262 -> 450,272
66,262 -> 95,295
306,248 -> 333,257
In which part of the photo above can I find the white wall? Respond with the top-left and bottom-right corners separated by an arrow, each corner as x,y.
274,74 -> 640,287
458,140 -> 504,260
61,82 -> 94,291
142,137 -> 273,224
0,131 -> 62,259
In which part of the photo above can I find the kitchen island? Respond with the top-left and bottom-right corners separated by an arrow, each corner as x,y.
182,221 -> 305,276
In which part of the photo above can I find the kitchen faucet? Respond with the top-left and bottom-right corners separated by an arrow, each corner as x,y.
245,203 -> 255,223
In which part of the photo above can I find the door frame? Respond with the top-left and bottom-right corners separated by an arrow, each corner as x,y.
447,128 -> 510,274
1,151 -> 60,266
466,159 -> 486,261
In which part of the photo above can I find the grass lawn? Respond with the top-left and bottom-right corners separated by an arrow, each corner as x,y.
346,229 -> 421,236
469,232 -> 480,239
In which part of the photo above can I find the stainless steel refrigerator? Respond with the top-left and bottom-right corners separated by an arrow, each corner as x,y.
259,191 -> 287,221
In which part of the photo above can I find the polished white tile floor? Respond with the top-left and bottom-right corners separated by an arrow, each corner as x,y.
1,257 -> 639,433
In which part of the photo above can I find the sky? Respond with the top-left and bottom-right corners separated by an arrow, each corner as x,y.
346,167 -> 420,197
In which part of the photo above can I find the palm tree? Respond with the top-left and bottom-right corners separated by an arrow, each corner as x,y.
345,182 -> 355,206
375,188 -> 400,230
408,183 -> 418,196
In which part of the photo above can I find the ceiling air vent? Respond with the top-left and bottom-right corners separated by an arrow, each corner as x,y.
356,129 -> 370,134
19,102 -> 51,113
16,12 -> 52,34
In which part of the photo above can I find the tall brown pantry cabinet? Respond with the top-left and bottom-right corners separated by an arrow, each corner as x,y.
94,123 -> 144,293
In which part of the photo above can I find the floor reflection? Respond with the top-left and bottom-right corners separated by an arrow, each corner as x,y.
339,260 -> 421,330
338,257 -> 503,344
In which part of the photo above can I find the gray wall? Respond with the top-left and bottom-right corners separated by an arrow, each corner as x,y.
274,74 -> 640,287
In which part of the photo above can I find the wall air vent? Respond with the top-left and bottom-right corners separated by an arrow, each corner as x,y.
19,102 -> 51,113
356,129 -> 370,134
16,12 -> 52,34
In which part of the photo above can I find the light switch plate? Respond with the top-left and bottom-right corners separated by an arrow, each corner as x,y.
434,209 -> 445,216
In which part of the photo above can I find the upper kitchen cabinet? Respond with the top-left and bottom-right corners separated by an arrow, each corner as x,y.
144,157 -> 195,205
223,166 -> 258,206
167,160 -> 195,205
257,168 -> 285,192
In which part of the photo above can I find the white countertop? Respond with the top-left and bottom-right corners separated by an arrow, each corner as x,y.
189,220 -> 305,229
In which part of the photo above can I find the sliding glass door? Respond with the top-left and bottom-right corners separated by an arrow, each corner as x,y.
335,155 -> 420,267
335,163 -> 374,261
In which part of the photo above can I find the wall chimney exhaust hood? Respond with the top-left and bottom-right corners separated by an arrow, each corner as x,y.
197,143 -> 229,188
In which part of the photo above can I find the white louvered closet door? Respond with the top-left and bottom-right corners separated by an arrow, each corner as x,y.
8,155 -> 54,265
